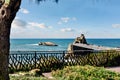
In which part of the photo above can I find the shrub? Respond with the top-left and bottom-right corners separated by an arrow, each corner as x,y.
52,65 -> 120,80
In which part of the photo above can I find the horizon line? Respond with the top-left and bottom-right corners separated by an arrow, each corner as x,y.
10,38 -> 120,39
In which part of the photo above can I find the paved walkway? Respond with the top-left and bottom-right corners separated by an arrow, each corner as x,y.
106,67 -> 120,73
42,72 -> 54,79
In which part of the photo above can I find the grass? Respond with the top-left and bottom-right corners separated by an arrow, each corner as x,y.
10,76 -> 47,80
9,69 -> 47,80
52,65 -> 120,80
9,71 -> 47,80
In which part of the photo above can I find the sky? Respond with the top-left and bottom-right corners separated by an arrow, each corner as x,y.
10,0 -> 120,39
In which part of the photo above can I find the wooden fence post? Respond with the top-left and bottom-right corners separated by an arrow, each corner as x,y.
35,51 -> 37,68
63,51 -> 65,66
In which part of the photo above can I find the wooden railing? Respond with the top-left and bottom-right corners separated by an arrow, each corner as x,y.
9,50 -> 120,72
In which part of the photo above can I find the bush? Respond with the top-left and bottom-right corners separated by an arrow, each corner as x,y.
52,65 -> 120,80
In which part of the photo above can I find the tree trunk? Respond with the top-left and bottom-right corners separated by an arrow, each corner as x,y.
0,0 -> 21,80
0,18 -> 11,80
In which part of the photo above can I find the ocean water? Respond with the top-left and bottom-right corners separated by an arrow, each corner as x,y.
10,39 -> 120,51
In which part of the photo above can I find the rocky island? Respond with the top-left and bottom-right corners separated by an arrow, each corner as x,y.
38,42 -> 58,46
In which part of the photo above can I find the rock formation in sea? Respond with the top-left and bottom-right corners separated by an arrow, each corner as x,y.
38,42 -> 58,46
74,34 -> 87,44
66,34 -> 116,57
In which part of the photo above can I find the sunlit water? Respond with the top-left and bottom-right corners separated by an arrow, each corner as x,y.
10,39 -> 120,51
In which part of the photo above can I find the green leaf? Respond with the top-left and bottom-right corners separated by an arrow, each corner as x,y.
5,0 -> 10,5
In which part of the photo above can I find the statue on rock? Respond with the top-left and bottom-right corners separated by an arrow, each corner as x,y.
74,34 -> 87,44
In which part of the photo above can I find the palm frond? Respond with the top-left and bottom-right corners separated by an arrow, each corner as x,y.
35,0 -> 58,4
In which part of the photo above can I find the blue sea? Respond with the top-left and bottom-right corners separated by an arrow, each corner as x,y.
10,39 -> 120,51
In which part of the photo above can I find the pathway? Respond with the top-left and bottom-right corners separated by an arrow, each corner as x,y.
106,67 -> 120,73
42,72 -> 54,79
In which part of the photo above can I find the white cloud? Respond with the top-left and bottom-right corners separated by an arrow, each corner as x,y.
72,17 -> 77,21
28,22 -> 52,29
112,24 -> 120,28
12,18 -> 52,29
58,17 -> 77,24
12,19 -> 27,28
48,26 -> 53,29
61,17 -> 70,23
57,21 -> 62,24
60,28 -> 74,32
20,8 -> 29,14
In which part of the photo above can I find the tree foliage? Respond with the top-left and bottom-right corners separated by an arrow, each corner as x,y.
35,0 -> 58,3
